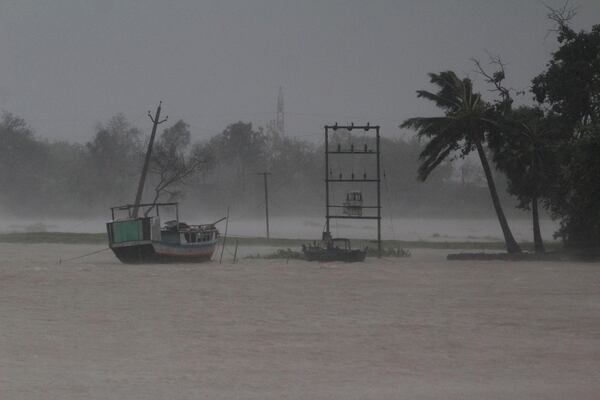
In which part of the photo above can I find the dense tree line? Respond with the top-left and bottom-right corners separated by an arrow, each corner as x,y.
402,12 -> 600,252
0,110 -> 506,220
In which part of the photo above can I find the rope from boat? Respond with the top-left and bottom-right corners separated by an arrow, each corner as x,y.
58,247 -> 110,264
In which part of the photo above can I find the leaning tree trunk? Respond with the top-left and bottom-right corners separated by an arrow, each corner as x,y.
475,141 -> 522,254
531,196 -> 545,253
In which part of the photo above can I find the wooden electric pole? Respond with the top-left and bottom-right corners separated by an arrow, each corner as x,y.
131,102 -> 168,218
257,172 -> 271,239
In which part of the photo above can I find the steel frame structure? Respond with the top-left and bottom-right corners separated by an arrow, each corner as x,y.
324,123 -> 381,256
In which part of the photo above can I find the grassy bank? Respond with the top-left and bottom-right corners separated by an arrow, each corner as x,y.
0,231 -> 562,251
224,236 -> 564,252
0,232 -> 107,244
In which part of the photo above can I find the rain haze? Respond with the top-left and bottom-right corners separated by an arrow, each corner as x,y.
1,0 -> 599,234
2,1 -> 600,399
0,0 -> 598,142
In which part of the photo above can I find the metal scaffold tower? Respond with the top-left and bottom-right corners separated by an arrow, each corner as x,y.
324,123 -> 381,257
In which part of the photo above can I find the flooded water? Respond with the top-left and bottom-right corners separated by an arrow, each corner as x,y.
1,243 -> 598,399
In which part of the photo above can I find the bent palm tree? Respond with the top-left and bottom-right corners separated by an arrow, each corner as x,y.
401,71 -> 521,253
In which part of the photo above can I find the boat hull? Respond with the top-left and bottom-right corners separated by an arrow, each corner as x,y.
303,248 -> 366,262
110,240 -> 217,264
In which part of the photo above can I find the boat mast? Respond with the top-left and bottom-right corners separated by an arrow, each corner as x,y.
131,102 -> 168,218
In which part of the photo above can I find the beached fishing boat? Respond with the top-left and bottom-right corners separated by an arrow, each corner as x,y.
107,202 -> 220,263
107,102 -> 220,263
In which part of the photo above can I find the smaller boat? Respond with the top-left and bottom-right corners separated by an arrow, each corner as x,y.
107,202 -> 220,263
302,232 -> 367,262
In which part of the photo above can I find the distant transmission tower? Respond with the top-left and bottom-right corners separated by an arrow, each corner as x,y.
276,86 -> 285,135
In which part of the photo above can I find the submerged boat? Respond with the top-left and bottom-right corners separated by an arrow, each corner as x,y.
302,232 -> 367,262
107,202 -> 220,263
107,102 -> 220,263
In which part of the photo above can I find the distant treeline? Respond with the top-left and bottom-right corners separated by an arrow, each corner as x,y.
0,112 -> 512,219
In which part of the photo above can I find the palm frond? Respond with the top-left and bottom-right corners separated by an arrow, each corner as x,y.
415,90 -> 462,111
402,70 -> 491,181
400,116 -> 455,132
418,145 -> 454,181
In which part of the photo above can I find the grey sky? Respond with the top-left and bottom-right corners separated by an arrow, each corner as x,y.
0,0 -> 598,143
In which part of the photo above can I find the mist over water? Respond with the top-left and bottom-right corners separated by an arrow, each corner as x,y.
0,214 -> 558,243
174,216 -> 560,242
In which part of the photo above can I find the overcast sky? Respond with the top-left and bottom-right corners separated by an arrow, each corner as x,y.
0,0 -> 599,143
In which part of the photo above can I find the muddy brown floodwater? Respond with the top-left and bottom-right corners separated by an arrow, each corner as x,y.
1,243 -> 599,399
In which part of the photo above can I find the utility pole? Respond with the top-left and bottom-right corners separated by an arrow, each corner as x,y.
257,171 -> 271,239
132,102 -> 168,218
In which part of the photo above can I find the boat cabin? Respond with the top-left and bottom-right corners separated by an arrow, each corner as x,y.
107,202 -> 219,247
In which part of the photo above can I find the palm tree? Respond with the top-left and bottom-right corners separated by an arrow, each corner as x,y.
401,71 -> 521,253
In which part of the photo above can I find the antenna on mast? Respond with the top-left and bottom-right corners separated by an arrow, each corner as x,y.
276,86 -> 285,135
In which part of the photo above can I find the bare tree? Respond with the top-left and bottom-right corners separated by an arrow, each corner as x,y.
471,53 -> 525,114
544,0 -> 577,33
144,120 -> 206,215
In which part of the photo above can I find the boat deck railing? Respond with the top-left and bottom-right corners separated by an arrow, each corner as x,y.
110,202 -> 180,221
